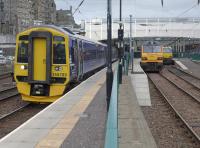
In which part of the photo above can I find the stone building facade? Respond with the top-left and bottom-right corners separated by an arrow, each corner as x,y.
0,0 -> 34,34
0,0 -> 56,35
33,0 -> 56,24
56,6 -> 76,28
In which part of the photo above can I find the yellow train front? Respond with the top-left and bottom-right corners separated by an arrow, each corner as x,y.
140,41 -> 163,72
14,25 -> 107,103
163,46 -> 174,65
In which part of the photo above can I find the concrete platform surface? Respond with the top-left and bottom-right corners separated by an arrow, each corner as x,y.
130,58 -> 151,106
133,58 -> 144,73
118,76 -> 157,148
175,60 -> 188,70
0,68 -> 108,148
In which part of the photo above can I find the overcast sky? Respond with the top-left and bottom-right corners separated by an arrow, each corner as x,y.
55,0 -> 200,23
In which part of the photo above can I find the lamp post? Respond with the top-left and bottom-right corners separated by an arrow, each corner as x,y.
118,0 -> 123,84
106,0 -> 113,111
130,15 -> 134,73
0,0 -> 4,34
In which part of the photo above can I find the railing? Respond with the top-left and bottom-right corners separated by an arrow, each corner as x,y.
104,63 -> 119,148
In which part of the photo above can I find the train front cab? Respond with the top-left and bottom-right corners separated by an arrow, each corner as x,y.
163,47 -> 174,65
140,45 -> 163,72
14,27 -> 70,103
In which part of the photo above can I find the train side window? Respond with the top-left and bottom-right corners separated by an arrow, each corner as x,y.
17,42 -> 28,63
53,44 -> 66,64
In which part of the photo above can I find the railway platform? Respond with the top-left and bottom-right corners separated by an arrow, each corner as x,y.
118,76 -> 157,148
130,59 -> 151,106
0,67 -> 108,148
0,60 -> 156,148
177,58 -> 200,79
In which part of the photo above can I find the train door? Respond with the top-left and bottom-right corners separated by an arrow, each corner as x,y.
70,39 -> 77,80
28,32 -> 52,83
69,39 -> 84,81
33,38 -> 47,81
78,40 -> 83,80
74,39 -> 79,79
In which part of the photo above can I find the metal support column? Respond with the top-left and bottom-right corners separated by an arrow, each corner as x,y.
118,0 -> 123,84
106,0 -> 113,111
130,15 -> 134,74
0,0 -> 4,34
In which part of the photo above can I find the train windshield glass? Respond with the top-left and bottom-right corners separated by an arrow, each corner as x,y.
17,42 -> 28,63
163,47 -> 172,53
53,43 -> 66,64
143,46 -> 161,53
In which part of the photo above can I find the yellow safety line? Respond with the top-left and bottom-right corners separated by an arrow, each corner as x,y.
36,76 -> 105,148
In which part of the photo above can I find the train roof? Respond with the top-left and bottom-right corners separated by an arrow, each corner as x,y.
23,25 -> 107,47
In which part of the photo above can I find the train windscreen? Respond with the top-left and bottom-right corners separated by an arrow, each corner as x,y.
163,47 -> 172,53
53,43 -> 66,64
17,42 -> 28,63
143,46 -> 161,53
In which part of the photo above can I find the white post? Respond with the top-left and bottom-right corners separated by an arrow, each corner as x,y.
145,18 -> 148,36
130,15 -> 133,49
101,18 -> 103,40
157,18 -> 160,36
134,18 -> 137,37
89,19 -> 92,39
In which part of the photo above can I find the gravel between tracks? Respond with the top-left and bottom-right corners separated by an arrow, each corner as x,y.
142,80 -> 199,148
0,104 -> 48,139
148,73 -> 200,142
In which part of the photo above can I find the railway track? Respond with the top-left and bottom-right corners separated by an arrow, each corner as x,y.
161,68 -> 200,103
148,73 -> 200,143
0,103 -> 30,121
0,103 -> 48,139
0,86 -> 19,101
168,66 -> 200,89
0,73 -> 12,80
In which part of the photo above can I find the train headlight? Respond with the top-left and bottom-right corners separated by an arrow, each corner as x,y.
20,65 -> 27,70
21,65 -> 25,70
157,57 -> 163,60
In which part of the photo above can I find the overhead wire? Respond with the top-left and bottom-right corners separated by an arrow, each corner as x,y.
73,0 -> 85,16
176,4 -> 198,18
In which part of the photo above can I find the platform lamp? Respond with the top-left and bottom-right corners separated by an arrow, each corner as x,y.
106,0 -> 113,111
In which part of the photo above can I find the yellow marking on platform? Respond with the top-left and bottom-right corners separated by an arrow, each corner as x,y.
36,76 -> 105,148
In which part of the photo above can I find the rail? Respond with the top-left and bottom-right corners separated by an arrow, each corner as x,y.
0,64 -> 13,75
104,63 -> 119,148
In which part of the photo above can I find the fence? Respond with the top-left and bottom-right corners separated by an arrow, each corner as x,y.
104,63 -> 119,148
